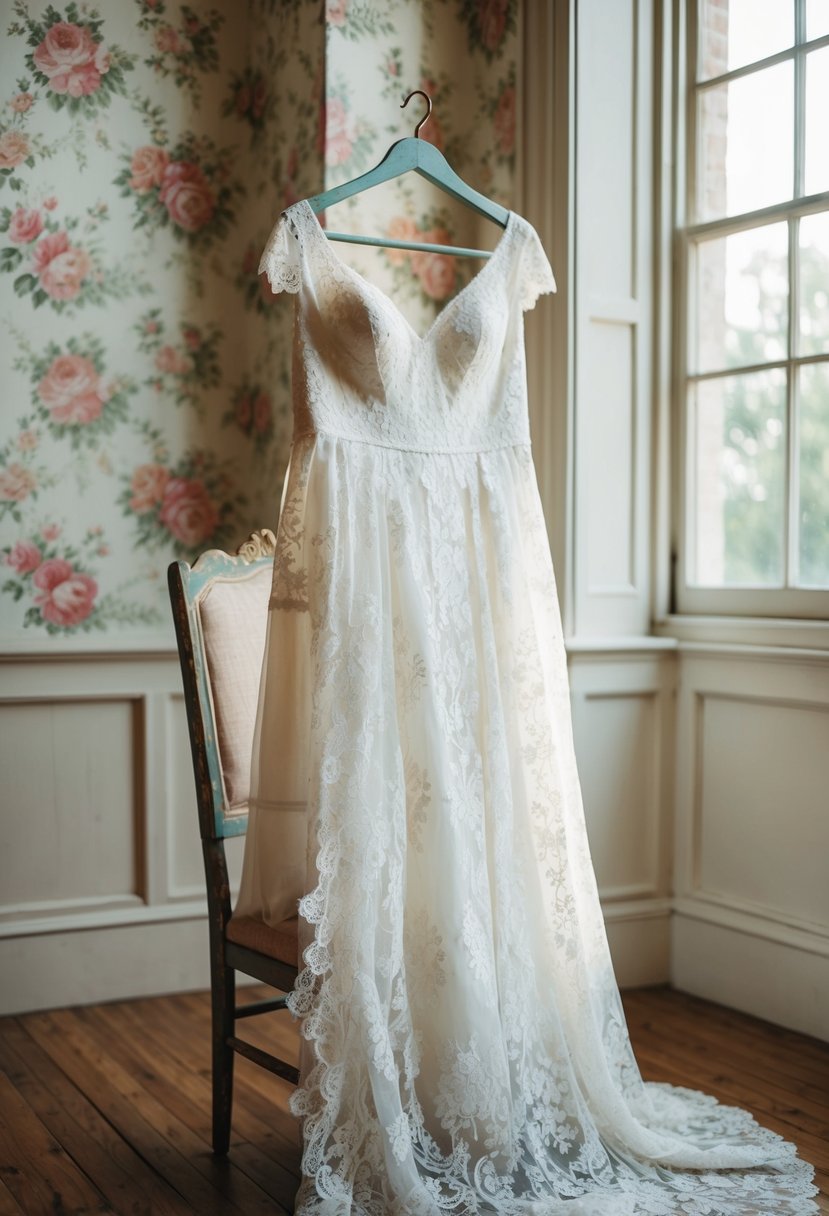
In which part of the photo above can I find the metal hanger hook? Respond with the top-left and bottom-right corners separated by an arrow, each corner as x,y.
400,89 -> 432,139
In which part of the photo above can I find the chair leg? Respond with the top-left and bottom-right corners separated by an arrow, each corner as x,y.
212,960 -> 235,1155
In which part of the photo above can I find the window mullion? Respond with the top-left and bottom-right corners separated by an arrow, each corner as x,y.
789,0 -> 806,587
795,0 -> 806,198
787,218 -> 798,587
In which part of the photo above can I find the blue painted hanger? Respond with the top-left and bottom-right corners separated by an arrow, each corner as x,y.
301,91 -> 509,260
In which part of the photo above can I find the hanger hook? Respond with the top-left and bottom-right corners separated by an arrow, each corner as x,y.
400,89 -> 432,139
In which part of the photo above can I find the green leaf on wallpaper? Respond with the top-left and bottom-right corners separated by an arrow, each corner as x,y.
2,582 -> 24,603
12,274 -> 34,296
0,248 -> 23,270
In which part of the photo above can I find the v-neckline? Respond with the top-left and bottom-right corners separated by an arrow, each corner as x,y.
292,197 -> 516,346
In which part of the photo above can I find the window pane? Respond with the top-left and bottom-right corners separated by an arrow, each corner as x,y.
805,48 -> 829,196
691,370 -> 787,585
694,224 -> 788,373
807,0 -> 829,39
699,0 -> 793,80
799,213 -> 829,356
697,64 -> 793,221
798,363 -> 829,586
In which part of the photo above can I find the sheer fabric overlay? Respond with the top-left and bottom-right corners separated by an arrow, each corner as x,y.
234,198 -> 818,1215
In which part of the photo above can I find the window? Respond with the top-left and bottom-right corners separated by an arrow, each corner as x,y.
678,0 -> 829,617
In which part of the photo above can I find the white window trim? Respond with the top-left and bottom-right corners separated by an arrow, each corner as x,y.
668,0 -> 829,626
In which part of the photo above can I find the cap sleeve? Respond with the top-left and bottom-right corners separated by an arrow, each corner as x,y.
517,222 -> 557,312
258,211 -> 301,294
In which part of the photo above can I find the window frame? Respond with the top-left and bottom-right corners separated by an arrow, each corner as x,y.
674,0 -> 829,620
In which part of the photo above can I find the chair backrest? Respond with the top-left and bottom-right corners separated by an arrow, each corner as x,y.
168,530 -> 275,841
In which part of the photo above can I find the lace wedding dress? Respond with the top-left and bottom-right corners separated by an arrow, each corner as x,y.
234,197 -> 817,1215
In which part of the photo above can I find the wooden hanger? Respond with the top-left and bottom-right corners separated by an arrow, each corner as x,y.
299,90 -> 509,260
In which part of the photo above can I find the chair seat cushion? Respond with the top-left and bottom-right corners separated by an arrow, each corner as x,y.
225,913 -> 299,968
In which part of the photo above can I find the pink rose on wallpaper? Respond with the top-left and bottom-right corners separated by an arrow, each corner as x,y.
154,344 -> 193,375
159,161 -> 215,232
326,0 -> 349,26
8,208 -> 43,244
43,196 -> 58,211
6,540 -> 42,574
41,523 -> 61,542
159,477 -> 218,546
0,130 -> 31,170
38,353 -> 109,424
323,98 -> 354,168
182,326 -> 201,350
386,216 -> 419,266
129,145 -> 170,193
32,231 -> 92,301
478,0 -> 509,51
253,392 -> 271,435
234,85 -> 252,117
413,232 -> 456,300
17,430 -> 39,451
153,25 -> 183,55
235,394 -> 252,430
33,22 -> 111,97
415,252 -> 456,300
0,464 -> 37,502
10,92 -> 34,113
494,85 -> 516,155
32,558 -> 98,627
129,464 -> 170,512
251,79 -> 266,120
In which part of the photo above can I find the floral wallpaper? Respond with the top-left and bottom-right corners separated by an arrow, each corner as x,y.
0,0 -> 517,650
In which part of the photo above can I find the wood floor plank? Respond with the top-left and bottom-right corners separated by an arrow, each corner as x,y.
117,990 -> 301,1159
1,985 -> 825,1212
626,1013 -> 829,1138
0,1177 -> 26,1216
624,989 -> 829,1100
0,1070 -> 112,1214
83,1001 -> 300,1207
626,987 -> 829,1085
0,1019 -> 192,1216
632,1043 -> 829,1171
21,1009 -> 287,1216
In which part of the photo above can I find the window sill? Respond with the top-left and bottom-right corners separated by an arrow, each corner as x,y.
653,614 -> 829,654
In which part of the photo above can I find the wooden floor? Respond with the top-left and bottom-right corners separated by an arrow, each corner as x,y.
0,985 -> 826,1214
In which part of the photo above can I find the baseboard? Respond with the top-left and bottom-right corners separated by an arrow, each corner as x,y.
0,915 -> 258,1017
604,898 -> 672,988
671,910 -> 829,1042
2,899 -> 673,1017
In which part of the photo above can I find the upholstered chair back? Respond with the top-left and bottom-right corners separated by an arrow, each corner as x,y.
168,530 -> 275,841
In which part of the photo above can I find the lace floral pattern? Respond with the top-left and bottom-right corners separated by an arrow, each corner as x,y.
237,201 -> 819,1215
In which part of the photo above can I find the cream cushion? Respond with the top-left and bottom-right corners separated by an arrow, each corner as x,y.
199,567 -> 271,809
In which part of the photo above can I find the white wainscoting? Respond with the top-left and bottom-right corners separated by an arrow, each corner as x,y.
568,645 -> 676,988
1,643 -> 678,1015
671,645 -> 829,1041
0,653 -> 244,1015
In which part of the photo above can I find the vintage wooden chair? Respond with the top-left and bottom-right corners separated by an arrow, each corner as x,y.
168,529 -> 299,1156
